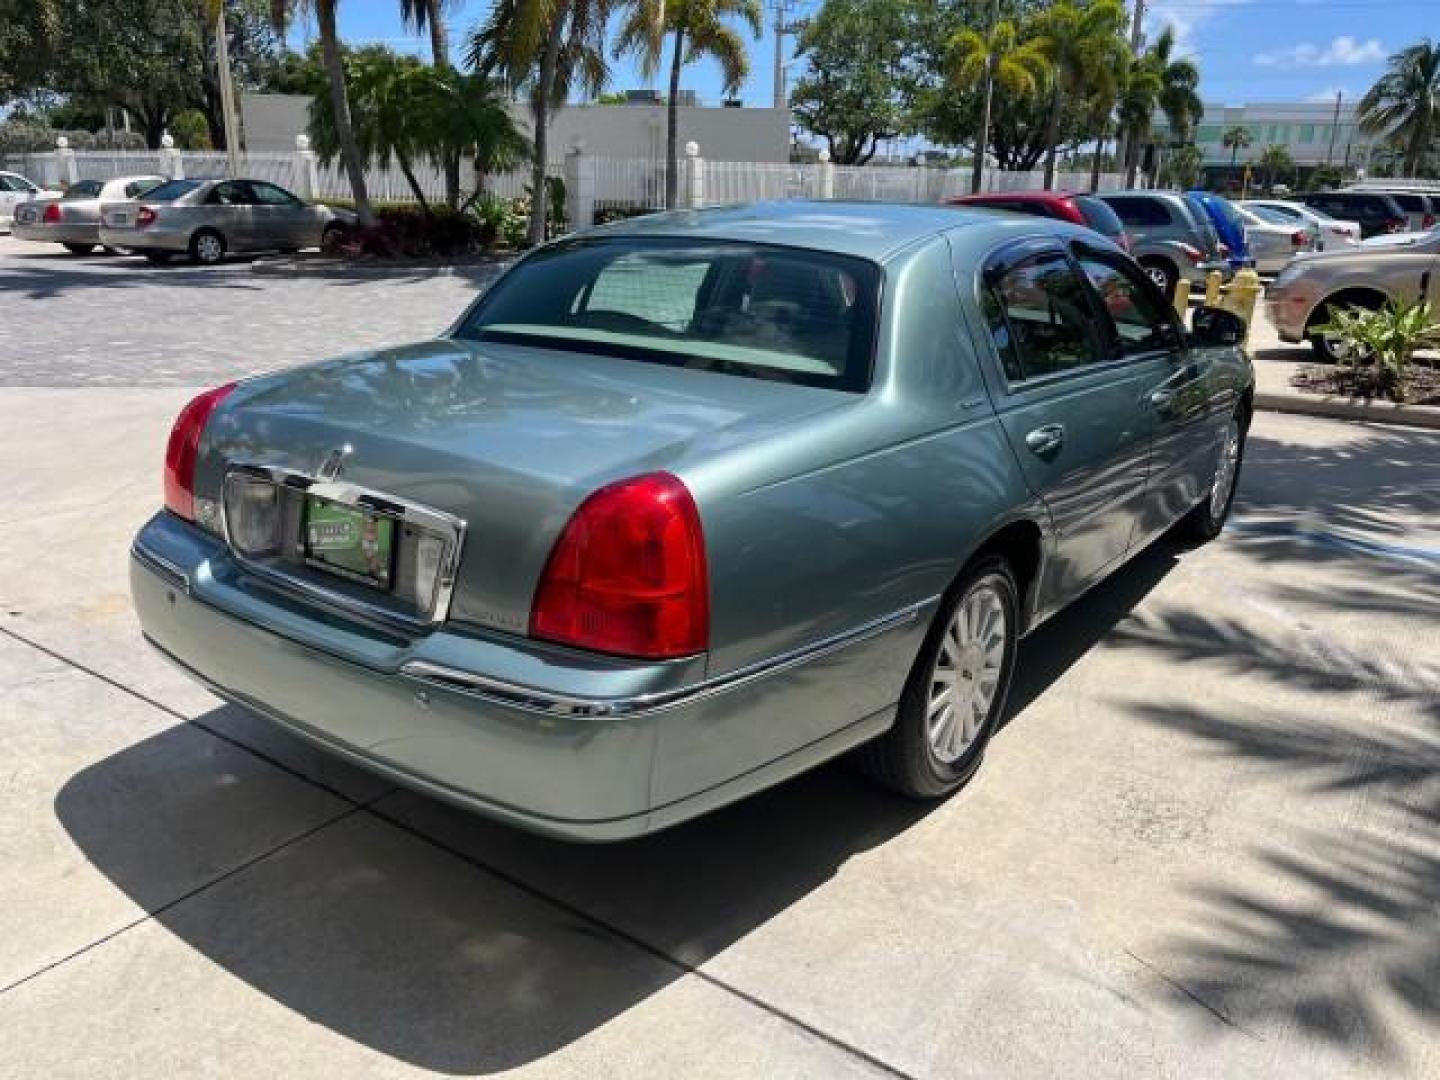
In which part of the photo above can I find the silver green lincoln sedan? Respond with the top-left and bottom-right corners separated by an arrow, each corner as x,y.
130,201 -> 1254,840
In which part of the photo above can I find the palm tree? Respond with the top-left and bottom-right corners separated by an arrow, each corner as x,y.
270,1 -> 375,228
1357,38 -> 1440,178
1112,55 -> 1160,190
615,0 -> 763,209
1222,123 -> 1252,185
1121,24 -> 1202,187
1258,143 -> 1293,189
400,0 -> 462,207
947,13 -> 1050,194
469,0 -> 656,244
1033,0 -> 1129,190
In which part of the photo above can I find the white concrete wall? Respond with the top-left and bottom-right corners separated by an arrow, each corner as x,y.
240,93 -> 789,163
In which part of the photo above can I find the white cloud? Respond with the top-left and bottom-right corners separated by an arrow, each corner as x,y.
1255,36 -> 1386,69
1305,87 -> 1349,103
1146,0 -> 1253,57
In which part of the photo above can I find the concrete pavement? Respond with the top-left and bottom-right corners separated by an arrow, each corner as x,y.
2,238 -> 1439,1078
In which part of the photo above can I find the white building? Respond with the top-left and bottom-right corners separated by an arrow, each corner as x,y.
240,93 -> 791,164
1151,100 -> 1382,180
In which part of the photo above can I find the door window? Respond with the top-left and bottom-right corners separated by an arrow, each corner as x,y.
986,253 -> 1106,379
251,182 -> 302,207
207,181 -> 254,206
1105,197 -> 1171,228
1074,251 -> 1178,356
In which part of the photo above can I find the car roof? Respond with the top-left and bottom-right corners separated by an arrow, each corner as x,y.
583,200 -> 1035,261
944,191 -> 1076,204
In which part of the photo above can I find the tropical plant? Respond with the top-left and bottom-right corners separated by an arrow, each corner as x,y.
271,0 -> 375,228
1120,24 -> 1202,186
947,14 -> 1049,193
1222,123 -> 1253,182
1357,38 -> 1440,178
790,0 -> 926,165
1258,143 -> 1294,189
1113,52 -> 1161,190
1160,141 -> 1203,188
400,0 -> 464,206
469,0 -> 657,245
1309,299 -> 1440,402
1032,0 -> 1129,189
615,0 -> 763,208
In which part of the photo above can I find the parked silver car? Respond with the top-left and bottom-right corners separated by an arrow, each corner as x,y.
1265,226 -> 1440,360
1232,203 -> 1312,275
0,171 -> 62,230
98,177 -> 354,264
1096,190 -> 1232,298
12,174 -> 166,253
1240,199 -> 1361,251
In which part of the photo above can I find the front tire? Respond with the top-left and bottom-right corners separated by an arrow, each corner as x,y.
189,229 -> 226,265
62,242 -> 95,255
860,557 -> 1018,799
1176,405 -> 1248,542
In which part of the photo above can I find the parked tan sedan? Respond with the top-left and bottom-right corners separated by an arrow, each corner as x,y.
12,175 -> 165,253
1266,227 -> 1440,361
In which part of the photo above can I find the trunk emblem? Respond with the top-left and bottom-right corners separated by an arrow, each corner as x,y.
317,444 -> 352,481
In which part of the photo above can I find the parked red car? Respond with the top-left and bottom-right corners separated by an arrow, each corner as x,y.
942,191 -> 1133,253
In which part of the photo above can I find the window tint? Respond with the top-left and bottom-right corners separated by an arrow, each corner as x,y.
141,179 -> 202,202
1104,197 -> 1171,229
1074,252 -> 1176,355
1072,195 -> 1126,241
63,180 -> 103,199
122,177 -> 165,199
251,181 -> 301,206
207,181 -> 254,206
987,253 -> 1104,379
455,238 -> 879,391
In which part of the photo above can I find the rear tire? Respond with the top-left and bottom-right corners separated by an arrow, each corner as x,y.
1176,404 -> 1248,543
1307,299 -> 1379,363
62,242 -> 95,255
321,222 -> 347,253
859,557 -> 1018,799
189,229 -> 226,265
1141,257 -> 1179,300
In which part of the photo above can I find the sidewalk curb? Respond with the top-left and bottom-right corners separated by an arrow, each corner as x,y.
1254,390 -> 1440,431
251,256 -> 512,279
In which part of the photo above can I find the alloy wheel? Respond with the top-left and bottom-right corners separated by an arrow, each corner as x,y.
926,579 -> 1009,765
1210,417 -> 1242,519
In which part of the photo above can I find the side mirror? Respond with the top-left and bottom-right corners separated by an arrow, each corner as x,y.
1190,305 -> 1247,348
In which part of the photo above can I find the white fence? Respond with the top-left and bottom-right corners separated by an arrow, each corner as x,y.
4,142 -> 1131,221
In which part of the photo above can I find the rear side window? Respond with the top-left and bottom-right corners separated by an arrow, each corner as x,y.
63,180 -> 103,199
455,238 -> 880,391
1072,196 -> 1125,241
123,177 -> 164,199
207,181 -> 254,206
1104,197 -> 1171,229
141,179 -> 202,202
985,253 -> 1105,379
1390,193 -> 1423,212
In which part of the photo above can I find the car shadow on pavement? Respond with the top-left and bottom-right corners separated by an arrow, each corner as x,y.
52,545 -> 1185,1073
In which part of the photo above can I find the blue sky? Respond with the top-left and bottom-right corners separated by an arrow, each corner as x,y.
297,0 -> 1434,110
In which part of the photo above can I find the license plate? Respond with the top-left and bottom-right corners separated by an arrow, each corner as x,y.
303,497 -> 395,589
108,212 -> 131,227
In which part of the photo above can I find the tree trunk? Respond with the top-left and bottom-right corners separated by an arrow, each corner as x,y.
1042,84 -> 1061,189
529,18 -> 565,246
665,27 -> 685,209
397,151 -> 431,214
971,57 -> 994,195
425,0 -> 462,209
316,1 -> 374,228
1089,118 -> 1107,193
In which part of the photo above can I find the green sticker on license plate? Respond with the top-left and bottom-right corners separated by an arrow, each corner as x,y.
304,497 -> 394,588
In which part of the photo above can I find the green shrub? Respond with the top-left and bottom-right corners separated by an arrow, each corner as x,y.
348,206 -> 490,258
1310,298 -> 1440,402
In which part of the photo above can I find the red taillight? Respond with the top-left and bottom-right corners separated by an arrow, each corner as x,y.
1424,214 -> 1436,230
531,472 -> 709,660
42,203 -> 62,224
1291,230 -> 1311,248
163,383 -> 236,521
1178,243 -> 1203,263
1385,217 -> 1405,233
136,206 -> 157,228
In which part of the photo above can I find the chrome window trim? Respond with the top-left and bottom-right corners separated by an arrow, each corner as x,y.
220,461 -> 467,630
400,601 -> 926,718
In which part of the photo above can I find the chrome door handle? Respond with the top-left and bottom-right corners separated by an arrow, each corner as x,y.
1025,424 -> 1065,455
1149,388 -> 1176,409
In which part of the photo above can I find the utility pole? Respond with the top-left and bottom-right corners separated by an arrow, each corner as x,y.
771,0 -> 796,110
1325,90 -> 1342,167
211,1 -> 242,174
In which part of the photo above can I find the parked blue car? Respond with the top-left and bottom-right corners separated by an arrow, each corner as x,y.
1186,191 -> 1255,271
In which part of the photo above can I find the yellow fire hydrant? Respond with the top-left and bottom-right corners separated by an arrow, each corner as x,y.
1204,270 -> 1224,307
1172,278 -> 1192,316
1220,269 -> 1263,344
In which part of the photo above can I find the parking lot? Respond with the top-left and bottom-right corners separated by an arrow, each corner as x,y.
2,236 -> 1438,1077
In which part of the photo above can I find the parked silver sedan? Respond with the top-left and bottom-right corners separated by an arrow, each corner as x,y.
98,177 -> 354,265
1232,203 -> 1312,275
12,174 -> 166,253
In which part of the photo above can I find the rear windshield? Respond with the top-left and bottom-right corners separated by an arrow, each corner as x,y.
122,177 -> 166,199
140,179 -> 202,202
1388,193 -> 1430,212
454,238 -> 880,392
1072,195 -> 1125,239
63,180 -> 103,199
